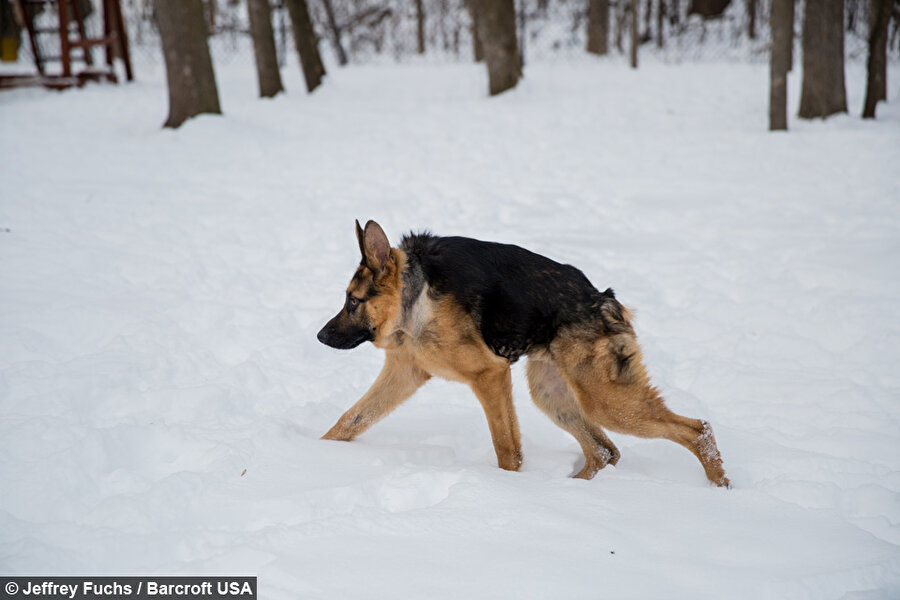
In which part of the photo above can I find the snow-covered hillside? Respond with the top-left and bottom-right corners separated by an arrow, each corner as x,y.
1,58 -> 899,598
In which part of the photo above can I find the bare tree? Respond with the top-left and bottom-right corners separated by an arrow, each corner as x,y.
247,0 -> 284,98
657,0 -> 666,48
630,0 -> 638,68
785,0 -> 795,71
798,0 -> 847,119
687,0 -> 731,18
747,0 -> 757,39
862,0 -> 892,118
321,0 -> 348,65
643,0 -> 652,41
284,0 -> 326,92
587,0 -> 610,55
416,0 -> 426,54
769,0 -> 794,130
615,0 -> 627,52
155,0 -> 221,129
472,0 -> 521,96
466,0 -> 485,61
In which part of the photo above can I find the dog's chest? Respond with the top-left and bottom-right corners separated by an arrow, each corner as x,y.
400,294 -> 508,382
401,285 -> 431,337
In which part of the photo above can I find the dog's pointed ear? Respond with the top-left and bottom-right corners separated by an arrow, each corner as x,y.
363,220 -> 391,277
355,219 -> 366,262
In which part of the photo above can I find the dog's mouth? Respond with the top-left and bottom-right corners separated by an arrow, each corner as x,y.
317,324 -> 373,349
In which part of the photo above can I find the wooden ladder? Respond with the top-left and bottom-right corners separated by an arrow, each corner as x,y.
15,0 -> 133,85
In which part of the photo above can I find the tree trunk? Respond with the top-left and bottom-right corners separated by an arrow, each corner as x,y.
747,0 -> 757,39
643,0 -> 652,41
247,0 -> 284,98
862,0 -> 891,118
786,0 -> 795,71
205,0 -> 217,33
615,0 -> 626,52
320,0 -> 347,65
283,0 -> 326,92
688,0 -> 731,18
467,0 -> 484,62
472,0 -> 521,96
416,0 -> 426,54
155,0 -> 221,129
769,0 -> 793,130
586,0 -> 609,55
657,0 -> 666,48
798,0 -> 847,119
436,0 -> 445,51
630,0 -> 638,68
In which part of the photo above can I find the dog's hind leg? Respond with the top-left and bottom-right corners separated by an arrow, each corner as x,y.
526,357 -> 620,480
552,335 -> 730,487
469,366 -> 523,472
322,347 -> 430,442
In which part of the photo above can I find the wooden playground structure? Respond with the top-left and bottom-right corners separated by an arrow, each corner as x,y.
1,0 -> 133,89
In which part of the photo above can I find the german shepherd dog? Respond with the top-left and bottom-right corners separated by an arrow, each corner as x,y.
317,220 -> 729,486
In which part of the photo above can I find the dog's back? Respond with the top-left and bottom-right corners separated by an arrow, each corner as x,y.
400,232 -> 631,362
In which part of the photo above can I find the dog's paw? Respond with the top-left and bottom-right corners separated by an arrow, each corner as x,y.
321,428 -> 353,442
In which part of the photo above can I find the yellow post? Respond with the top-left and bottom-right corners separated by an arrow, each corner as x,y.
1,36 -> 19,62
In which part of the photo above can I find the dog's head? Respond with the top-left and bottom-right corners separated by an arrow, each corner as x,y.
317,220 -> 403,350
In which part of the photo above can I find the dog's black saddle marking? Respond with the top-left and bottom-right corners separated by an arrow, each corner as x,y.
400,233 -> 622,362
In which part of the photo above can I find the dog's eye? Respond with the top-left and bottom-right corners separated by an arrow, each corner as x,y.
346,295 -> 363,311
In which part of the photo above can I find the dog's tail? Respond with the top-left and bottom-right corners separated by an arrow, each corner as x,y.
597,289 -> 642,384
597,288 -> 632,334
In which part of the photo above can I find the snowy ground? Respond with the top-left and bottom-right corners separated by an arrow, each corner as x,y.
2,56 -> 900,598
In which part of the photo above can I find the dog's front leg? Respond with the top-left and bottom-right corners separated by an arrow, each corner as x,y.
322,348 -> 430,441
469,366 -> 523,471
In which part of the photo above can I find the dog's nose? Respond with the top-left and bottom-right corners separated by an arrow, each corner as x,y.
317,326 -> 330,344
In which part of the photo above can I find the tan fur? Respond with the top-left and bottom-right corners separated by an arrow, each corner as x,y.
545,327 -> 729,486
323,226 -> 728,486
526,355 -> 619,479
322,342 -> 430,441
407,297 -> 522,470
325,273 -> 523,472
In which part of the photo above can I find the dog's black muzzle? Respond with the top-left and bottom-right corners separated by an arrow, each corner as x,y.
317,315 -> 373,349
